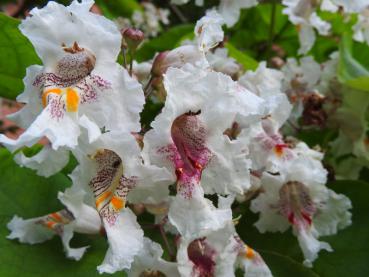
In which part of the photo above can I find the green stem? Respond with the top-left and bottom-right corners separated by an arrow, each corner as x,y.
268,0 -> 277,58
129,50 -> 134,77
122,48 -> 127,69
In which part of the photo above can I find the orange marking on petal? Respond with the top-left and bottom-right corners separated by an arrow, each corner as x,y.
49,212 -> 62,222
46,221 -> 57,229
95,191 -> 112,208
42,88 -> 62,107
111,196 -> 125,211
66,88 -> 79,112
244,245 -> 255,259
274,144 -> 287,157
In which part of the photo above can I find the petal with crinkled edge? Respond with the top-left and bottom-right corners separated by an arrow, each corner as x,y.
97,209 -> 144,274
143,64 -> 265,195
168,185 -> 232,238
195,10 -> 224,52
14,145 -> 70,177
128,237 -> 180,277
19,0 -> 121,65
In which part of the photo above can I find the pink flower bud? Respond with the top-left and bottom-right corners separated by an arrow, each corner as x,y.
121,28 -> 144,51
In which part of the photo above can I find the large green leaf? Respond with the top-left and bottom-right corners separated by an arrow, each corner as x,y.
94,0 -> 141,18
0,13 -> 40,100
236,180 -> 369,276
135,24 -> 194,62
338,34 -> 369,92
225,42 -> 259,71
0,149 -> 118,276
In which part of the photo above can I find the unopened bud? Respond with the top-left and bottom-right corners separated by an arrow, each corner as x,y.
121,28 -> 144,51
151,45 -> 204,77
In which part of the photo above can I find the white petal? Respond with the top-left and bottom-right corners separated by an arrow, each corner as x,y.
61,224 -> 89,261
14,145 -> 69,177
58,188 -> 101,234
195,10 -> 224,52
296,228 -> 332,267
7,215 -> 54,244
168,185 -> 232,238
97,209 -> 144,274
20,0 -> 121,65
219,0 -> 258,27
128,238 -> 180,277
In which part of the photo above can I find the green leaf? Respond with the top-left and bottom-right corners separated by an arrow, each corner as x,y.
135,24 -> 194,62
224,42 -> 258,71
0,148 -> 119,276
94,0 -> 141,18
338,34 -> 369,92
0,13 -> 40,100
236,180 -> 369,276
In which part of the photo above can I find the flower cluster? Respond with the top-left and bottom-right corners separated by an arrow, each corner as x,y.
1,0 -> 357,276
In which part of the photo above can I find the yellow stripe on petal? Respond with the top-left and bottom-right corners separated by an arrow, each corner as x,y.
66,88 -> 80,112
95,191 -> 112,209
42,88 -> 62,107
111,196 -> 125,211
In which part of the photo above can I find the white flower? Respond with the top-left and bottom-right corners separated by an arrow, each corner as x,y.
7,188 -> 101,261
14,144 -> 70,177
144,64 -> 265,197
206,48 -> 241,78
330,0 -> 369,13
127,238 -> 180,277
171,0 -> 204,6
0,0 -> 144,152
195,10 -> 225,52
132,2 -> 170,37
69,130 -> 174,273
239,61 -> 292,126
176,197 -> 272,277
250,156 -> 352,266
282,0 -> 331,54
353,7 -> 369,45
218,0 -> 259,27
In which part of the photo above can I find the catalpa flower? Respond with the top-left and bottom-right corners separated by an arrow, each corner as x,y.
143,63 -> 265,238
251,156 -> 352,266
282,0 -> 331,54
7,188 -> 101,261
177,196 -> 272,277
70,130 -> 173,273
144,63 -> 265,197
0,0 -> 144,152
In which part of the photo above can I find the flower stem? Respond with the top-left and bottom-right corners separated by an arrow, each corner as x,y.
267,0 -> 277,58
159,224 -> 175,261
122,48 -> 127,69
129,50 -> 134,76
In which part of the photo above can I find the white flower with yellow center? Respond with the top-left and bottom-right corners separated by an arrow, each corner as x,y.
0,0 -> 144,152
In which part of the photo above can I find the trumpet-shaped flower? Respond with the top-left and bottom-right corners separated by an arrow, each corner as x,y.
251,156 -> 352,266
7,188 -> 101,261
0,0 -> 144,152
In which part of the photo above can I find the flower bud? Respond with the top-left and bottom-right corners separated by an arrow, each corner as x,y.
121,28 -> 144,51
151,45 -> 204,77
